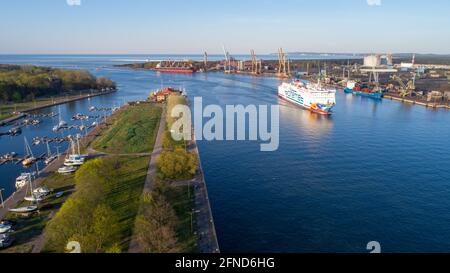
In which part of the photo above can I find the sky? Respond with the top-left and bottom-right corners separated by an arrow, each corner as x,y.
0,0 -> 449,54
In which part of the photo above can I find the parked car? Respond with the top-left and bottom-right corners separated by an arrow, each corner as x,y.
0,234 -> 14,249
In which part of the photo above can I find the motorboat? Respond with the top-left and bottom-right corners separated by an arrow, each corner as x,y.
64,154 -> 85,166
33,186 -> 52,196
15,173 -> 32,189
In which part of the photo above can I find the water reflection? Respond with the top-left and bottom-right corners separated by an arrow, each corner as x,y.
279,97 -> 334,139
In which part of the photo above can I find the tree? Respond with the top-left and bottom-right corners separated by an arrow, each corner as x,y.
12,91 -> 22,102
135,193 -> 181,253
90,204 -> 121,253
156,148 -> 198,180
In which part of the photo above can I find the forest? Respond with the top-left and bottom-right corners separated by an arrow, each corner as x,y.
0,64 -> 116,103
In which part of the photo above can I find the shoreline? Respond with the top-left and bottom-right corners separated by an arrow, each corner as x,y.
191,130 -> 220,253
0,90 -> 117,126
383,94 -> 450,109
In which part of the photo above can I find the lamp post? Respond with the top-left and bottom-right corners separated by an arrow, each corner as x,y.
189,209 -> 194,234
0,188 -> 5,208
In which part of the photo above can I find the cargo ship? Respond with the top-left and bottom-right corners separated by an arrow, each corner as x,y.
154,61 -> 195,73
344,81 -> 383,99
278,80 -> 336,115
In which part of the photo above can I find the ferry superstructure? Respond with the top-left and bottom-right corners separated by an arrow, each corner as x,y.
278,80 -> 336,115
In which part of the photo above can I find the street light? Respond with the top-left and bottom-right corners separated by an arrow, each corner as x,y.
189,209 -> 195,235
0,188 -> 5,208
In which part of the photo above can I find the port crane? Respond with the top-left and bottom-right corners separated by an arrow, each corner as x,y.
222,45 -> 232,74
277,48 -> 291,78
391,75 -> 417,97
251,50 -> 262,75
204,52 -> 208,71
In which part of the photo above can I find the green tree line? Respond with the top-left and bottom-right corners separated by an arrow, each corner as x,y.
43,157 -> 147,253
0,64 -> 116,103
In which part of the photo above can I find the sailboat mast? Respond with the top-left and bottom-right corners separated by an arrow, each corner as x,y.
77,136 -> 81,155
71,140 -> 76,155
24,137 -> 34,157
47,142 -> 51,156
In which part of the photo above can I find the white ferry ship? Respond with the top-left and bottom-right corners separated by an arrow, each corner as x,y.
278,80 -> 336,115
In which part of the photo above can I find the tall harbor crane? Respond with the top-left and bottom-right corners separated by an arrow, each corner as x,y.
277,48 -> 290,78
251,50 -> 262,75
222,45 -> 232,74
391,74 -> 417,97
204,52 -> 208,71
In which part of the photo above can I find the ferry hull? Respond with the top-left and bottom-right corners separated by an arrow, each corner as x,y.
278,94 -> 332,115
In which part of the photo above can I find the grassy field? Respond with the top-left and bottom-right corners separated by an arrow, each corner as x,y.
92,104 -> 162,154
0,173 -> 75,253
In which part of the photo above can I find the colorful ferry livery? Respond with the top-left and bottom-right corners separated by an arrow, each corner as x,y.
278,80 -> 336,115
344,81 -> 383,99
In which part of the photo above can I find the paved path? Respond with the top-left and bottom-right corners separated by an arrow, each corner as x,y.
128,107 -> 166,253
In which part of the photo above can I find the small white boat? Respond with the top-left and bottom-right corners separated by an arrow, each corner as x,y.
64,154 -> 85,167
33,186 -> 52,196
24,195 -> 44,203
58,166 -> 77,174
55,192 -> 64,198
9,206 -> 38,214
15,173 -> 32,189
0,224 -> 13,234
44,155 -> 57,165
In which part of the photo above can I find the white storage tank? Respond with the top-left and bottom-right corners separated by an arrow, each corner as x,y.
364,55 -> 381,67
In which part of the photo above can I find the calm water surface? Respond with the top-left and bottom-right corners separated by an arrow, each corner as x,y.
1,55 -> 449,253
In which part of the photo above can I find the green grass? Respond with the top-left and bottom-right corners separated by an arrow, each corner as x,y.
103,156 -> 150,250
0,173 -> 75,253
163,185 -> 198,252
92,104 -> 162,154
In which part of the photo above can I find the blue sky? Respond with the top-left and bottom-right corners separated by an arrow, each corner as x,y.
0,0 -> 449,54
